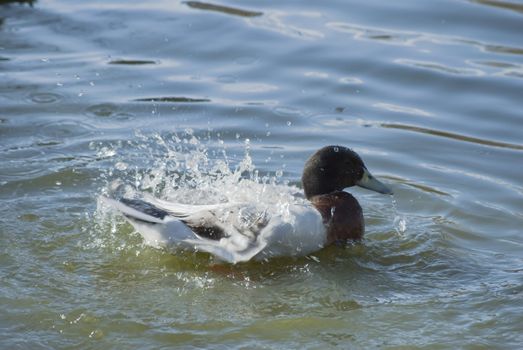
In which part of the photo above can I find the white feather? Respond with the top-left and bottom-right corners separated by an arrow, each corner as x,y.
102,196 -> 327,264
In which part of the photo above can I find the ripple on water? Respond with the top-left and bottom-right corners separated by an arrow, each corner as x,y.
108,59 -> 158,65
470,0 -> 523,14
394,59 -> 485,76
221,82 -> 278,93
373,102 -> 433,117
311,115 -> 523,151
39,119 -> 96,138
380,122 -> 523,150
216,75 -> 238,84
18,213 -> 40,222
234,56 -> 258,65
184,1 -> 263,17
133,97 -> 211,103
338,76 -> 363,85
85,103 -> 119,117
326,22 -> 421,46
272,106 -> 305,118
27,92 -> 63,104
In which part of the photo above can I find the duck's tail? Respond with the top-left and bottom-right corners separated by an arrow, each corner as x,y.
100,196 -> 266,263
101,197 -> 167,224
101,197 -> 196,249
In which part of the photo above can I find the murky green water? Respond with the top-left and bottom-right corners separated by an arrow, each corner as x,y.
1,0 -> 522,348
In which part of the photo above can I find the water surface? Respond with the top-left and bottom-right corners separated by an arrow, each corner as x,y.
1,0 -> 522,348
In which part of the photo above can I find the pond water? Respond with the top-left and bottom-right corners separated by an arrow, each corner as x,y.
1,0 -> 522,348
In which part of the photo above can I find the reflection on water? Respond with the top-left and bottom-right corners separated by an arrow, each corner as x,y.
184,1 -> 263,17
1,0 -> 523,348
373,102 -> 433,117
395,58 -> 485,76
134,97 -> 212,103
108,59 -> 158,65
0,0 -> 35,5
381,123 -> 523,150
328,20 -> 523,58
471,0 -> 523,14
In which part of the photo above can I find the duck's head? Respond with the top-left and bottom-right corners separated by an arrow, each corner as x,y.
301,145 -> 392,199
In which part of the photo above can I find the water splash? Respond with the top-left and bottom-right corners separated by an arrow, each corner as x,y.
91,131 -> 304,250
391,196 -> 407,236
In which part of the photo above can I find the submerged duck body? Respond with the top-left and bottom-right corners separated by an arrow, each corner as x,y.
104,145 -> 392,263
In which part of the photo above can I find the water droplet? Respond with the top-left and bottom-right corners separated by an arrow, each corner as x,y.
309,255 -> 320,263
275,169 -> 283,177
89,329 -> 104,339
286,121 -> 292,126
115,162 -> 128,171
333,146 -> 339,152
393,216 -> 407,235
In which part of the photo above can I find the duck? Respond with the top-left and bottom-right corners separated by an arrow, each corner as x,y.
102,145 -> 392,263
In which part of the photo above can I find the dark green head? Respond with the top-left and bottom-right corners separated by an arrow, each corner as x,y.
301,145 -> 392,199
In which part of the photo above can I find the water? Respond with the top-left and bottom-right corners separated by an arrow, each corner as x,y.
1,0 -> 522,348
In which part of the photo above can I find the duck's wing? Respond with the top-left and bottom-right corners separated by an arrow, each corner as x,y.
142,193 -> 231,217
102,196 -> 271,263
183,230 -> 269,264
180,204 -> 272,263
185,203 -> 326,262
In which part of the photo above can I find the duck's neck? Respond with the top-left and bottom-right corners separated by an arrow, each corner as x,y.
309,191 -> 364,243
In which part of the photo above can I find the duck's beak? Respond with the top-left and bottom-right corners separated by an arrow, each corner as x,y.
356,168 -> 393,195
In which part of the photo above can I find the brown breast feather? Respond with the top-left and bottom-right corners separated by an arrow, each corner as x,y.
310,191 -> 364,244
